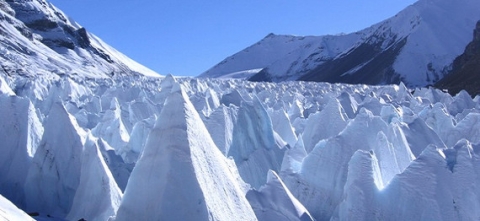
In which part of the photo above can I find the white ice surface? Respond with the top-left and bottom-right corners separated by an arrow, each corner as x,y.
247,170 -> 314,221
0,194 -> 34,221
115,81 -> 257,221
0,73 -> 479,221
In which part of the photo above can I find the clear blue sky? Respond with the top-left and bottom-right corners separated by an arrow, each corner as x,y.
48,0 -> 417,76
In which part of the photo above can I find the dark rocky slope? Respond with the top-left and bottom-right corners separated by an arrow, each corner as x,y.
436,21 -> 480,96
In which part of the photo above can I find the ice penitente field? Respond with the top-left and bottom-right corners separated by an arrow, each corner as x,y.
1,73 -> 480,220
1,0 -> 480,220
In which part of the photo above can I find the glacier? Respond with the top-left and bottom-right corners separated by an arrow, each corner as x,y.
1,71 -> 480,220
3,0 -> 480,220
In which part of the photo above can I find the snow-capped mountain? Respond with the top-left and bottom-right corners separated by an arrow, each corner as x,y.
200,0 -> 480,87
0,0 -> 160,78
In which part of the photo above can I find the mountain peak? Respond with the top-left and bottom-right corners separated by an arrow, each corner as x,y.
201,0 -> 480,88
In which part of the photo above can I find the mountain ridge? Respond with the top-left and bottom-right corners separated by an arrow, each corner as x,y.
0,0 -> 160,79
200,0 -> 480,88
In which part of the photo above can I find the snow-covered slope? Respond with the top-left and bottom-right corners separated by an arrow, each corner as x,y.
0,0 -> 160,78
1,71 -> 480,220
200,33 -> 361,81
0,194 -> 34,221
200,0 -> 480,87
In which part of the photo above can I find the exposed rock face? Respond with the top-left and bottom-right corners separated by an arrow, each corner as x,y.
0,0 -> 159,78
296,37 -> 407,85
436,21 -> 480,96
243,32 -> 410,85
6,0 -> 111,60
7,0 -> 76,49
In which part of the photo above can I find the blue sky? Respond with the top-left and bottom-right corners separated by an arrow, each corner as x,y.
48,0 -> 417,76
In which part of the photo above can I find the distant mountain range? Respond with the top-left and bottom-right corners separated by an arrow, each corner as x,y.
200,0 -> 480,89
0,0 -> 160,78
2,0 -> 478,94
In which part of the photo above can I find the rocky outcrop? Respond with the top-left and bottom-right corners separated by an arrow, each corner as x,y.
8,0 -> 92,50
0,0 -> 159,78
436,21 -> 480,96
296,37 -> 407,85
